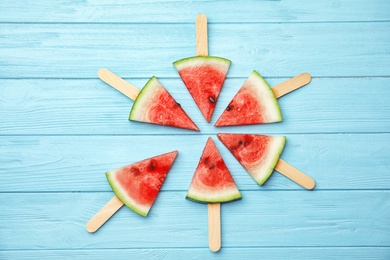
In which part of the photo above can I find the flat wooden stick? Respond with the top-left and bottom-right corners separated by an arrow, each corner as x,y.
274,159 -> 316,190
98,68 -> 140,101
272,73 -> 312,98
208,203 -> 221,252
196,13 -> 221,252
86,195 -> 124,233
196,14 -> 208,56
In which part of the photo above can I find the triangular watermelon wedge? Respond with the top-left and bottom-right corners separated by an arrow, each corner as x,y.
106,150 -> 178,217
173,56 -> 231,122
215,70 -> 282,127
217,133 -> 286,185
129,77 -> 199,131
186,138 -> 242,203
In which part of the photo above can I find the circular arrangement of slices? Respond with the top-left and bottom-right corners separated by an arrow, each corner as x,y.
89,55 -> 314,222
87,14 -> 315,254
97,54 -> 317,220
104,56 -> 292,212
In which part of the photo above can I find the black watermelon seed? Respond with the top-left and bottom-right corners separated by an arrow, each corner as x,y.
209,164 -> 215,170
226,105 -> 232,111
204,157 -> 210,164
131,167 -> 141,176
209,97 -> 215,103
238,140 -> 243,146
150,162 -> 155,170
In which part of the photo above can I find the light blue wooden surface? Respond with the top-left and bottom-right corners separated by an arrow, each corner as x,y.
0,1 -> 389,259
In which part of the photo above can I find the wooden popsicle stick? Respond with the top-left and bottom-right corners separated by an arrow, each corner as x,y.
196,14 -> 208,56
86,195 -> 124,233
272,73 -> 312,98
196,13 -> 221,252
274,159 -> 316,190
208,203 -> 221,252
98,68 -> 140,101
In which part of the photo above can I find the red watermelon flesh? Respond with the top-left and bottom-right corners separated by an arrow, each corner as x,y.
173,56 -> 231,122
217,133 -> 286,185
215,70 -> 282,127
129,77 -> 199,131
186,138 -> 242,203
106,150 -> 178,217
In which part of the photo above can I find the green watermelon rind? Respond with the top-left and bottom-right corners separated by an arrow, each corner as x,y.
106,170 -> 150,217
128,76 -> 199,131
251,136 -> 286,185
128,76 -> 158,122
185,187 -> 242,204
250,70 -> 283,123
173,56 -> 231,71
185,137 -> 242,204
214,70 -> 283,127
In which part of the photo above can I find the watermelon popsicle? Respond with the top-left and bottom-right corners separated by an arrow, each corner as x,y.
196,14 -> 223,252
173,56 -> 231,123
180,14 -> 235,252
186,137 -> 242,251
86,151 -> 178,233
217,133 -> 315,190
173,14 -> 231,123
214,70 -> 312,127
98,69 -> 199,131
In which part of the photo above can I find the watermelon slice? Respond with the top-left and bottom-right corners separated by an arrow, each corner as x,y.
106,150 -> 178,217
186,138 -> 242,203
215,70 -> 282,127
217,133 -> 286,185
173,56 -> 231,122
129,76 -> 199,131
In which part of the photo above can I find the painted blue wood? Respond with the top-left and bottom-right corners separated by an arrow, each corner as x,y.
0,0 -> 389,23
0,191 -> 389,249
0,23 -> 389,78
1,248 -> 389,260
0,134 -> 389,192
1,77 -> 389,135
1,0 -> 389,258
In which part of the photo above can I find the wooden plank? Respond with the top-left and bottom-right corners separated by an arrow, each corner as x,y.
1,77 -> 389,135
1,1 -> 388,259
1,247 -> 389,260
0,134 -> 389,192
1,23 -> 389,78
0,191 -> 389,249
0,0 -> 389,23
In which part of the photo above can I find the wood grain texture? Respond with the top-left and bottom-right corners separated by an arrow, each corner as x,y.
272,73 -> 312,98
1,248 -> 389,260
97,68 -> 140,100
85,195 -> 124,233
0,191 -> 389,249
0,0 -> 389,23
196,14 -> 208,56
275,159 -> 316,190
0,134 -> 389,192
1,77 -> 389,135
208,203 -> 221,252
1,23 -> 389,78
1,1 -> 389,258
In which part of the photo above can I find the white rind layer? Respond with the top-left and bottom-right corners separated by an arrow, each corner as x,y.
186,185 -> 242,203
106,169 -> 150,217
249,136 -> 286,185
129,76 -> 162,122
247,71 -> 283,123
173,56 -> 231,73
